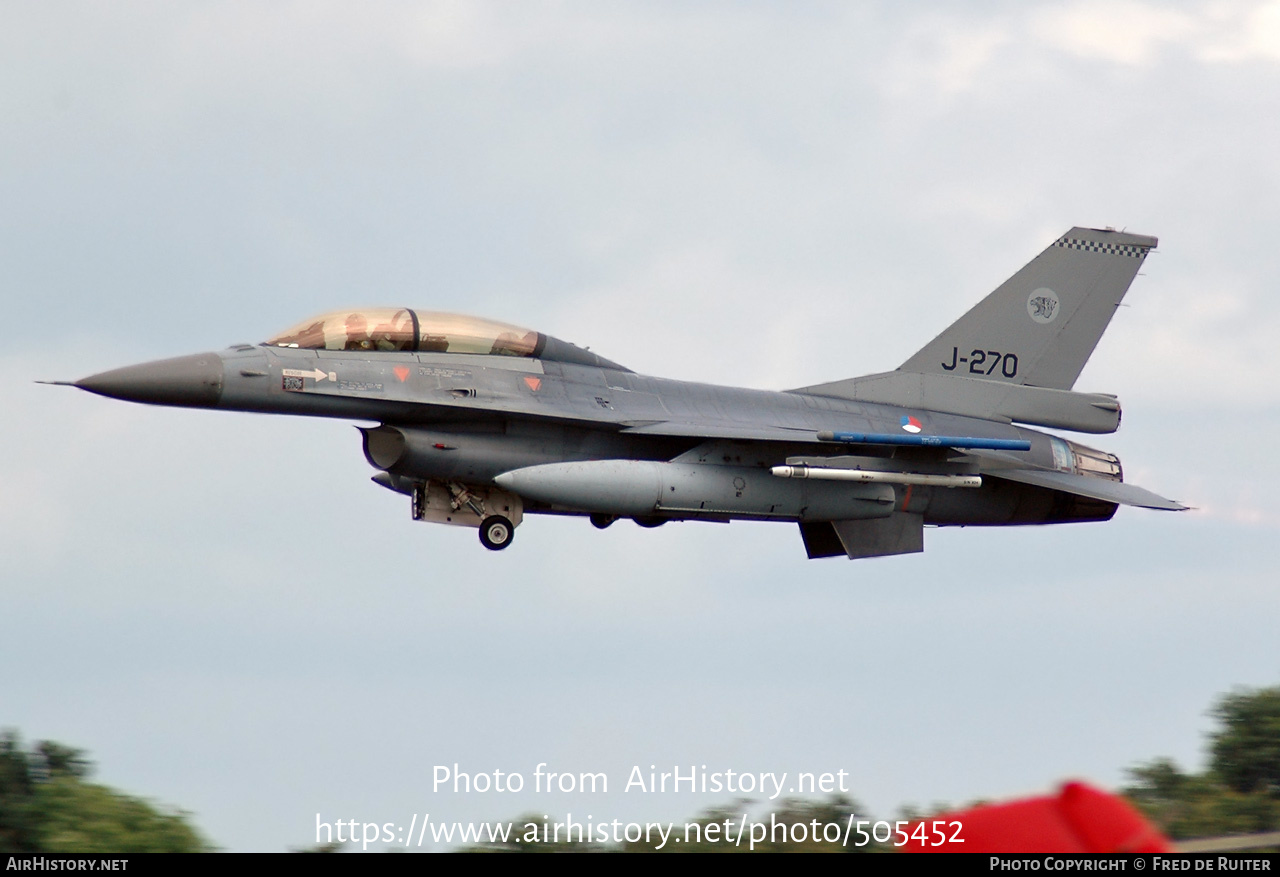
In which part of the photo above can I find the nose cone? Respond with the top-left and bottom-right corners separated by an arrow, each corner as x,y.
76,352 -> 224,407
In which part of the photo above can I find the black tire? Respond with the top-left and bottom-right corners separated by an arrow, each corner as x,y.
589,514 -> 616,530
634,516 -> 666,529
479,515 -> 515,551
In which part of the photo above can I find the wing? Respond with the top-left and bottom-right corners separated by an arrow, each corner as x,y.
985,467 -> 1187,511
618,420 -> 817,442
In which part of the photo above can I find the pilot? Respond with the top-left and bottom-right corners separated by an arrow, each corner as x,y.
491,330 -> 537,357
343,313 -> 374,351
370,310 -> 414,352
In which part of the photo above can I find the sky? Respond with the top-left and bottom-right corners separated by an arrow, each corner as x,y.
2,0 -> 1278,852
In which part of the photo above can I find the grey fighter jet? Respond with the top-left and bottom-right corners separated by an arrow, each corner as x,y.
68,227 -> 1185,558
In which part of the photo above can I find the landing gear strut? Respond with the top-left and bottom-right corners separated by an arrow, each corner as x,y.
479,515 -> 515,551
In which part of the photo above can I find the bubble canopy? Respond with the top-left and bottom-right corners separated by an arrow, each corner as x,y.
266,308 -> 542,355
264,308 -> 629,370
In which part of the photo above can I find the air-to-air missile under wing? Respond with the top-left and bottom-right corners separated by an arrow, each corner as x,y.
69,227 -> 1186,558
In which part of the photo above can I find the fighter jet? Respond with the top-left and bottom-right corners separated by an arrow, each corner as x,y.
67,227 -> 1185,558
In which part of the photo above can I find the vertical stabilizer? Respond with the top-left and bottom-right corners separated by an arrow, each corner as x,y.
898,228 -> 1156,390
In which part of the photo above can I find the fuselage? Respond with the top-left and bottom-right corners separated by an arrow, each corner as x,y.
78,342 -> 1119,528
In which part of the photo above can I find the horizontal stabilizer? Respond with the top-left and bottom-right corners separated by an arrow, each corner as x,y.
990,469 -> 1187,511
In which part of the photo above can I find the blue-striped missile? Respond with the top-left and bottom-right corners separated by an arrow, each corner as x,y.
817,430 -> 1031,451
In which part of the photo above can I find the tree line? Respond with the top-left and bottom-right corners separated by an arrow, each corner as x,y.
0,732 -> 208,852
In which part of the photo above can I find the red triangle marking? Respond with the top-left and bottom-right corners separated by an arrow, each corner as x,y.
524,376 -> 542,391
393,366 -> 410,382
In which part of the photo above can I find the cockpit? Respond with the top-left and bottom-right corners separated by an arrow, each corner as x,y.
264,308 -> 630,371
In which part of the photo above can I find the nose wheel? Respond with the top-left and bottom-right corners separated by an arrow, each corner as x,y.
479,515 -> 515,551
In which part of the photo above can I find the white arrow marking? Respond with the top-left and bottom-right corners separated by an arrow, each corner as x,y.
282,368 -> 332,381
